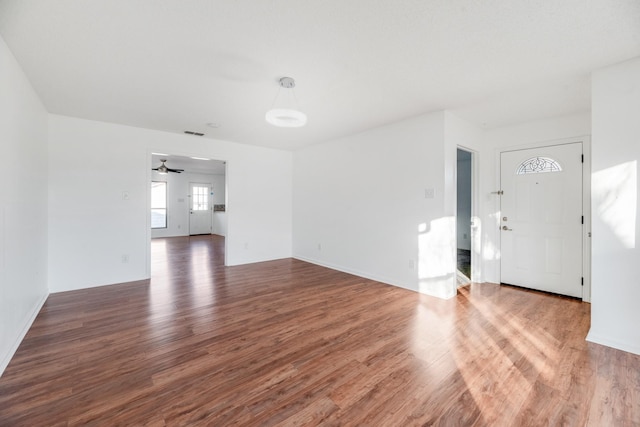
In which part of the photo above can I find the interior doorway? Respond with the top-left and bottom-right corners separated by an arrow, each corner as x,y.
457,148 -> 473,285
149,153 -> 228,273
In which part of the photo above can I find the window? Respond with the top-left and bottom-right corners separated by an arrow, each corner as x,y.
516,157 -> 562,175
151,181 -> 167,228
192,185 -> 209,211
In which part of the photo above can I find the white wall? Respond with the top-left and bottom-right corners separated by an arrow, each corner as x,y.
151,171 -> 226,238
292,109 -> 592,301
213,212 -> 227,237
48,115 -> 292,292
294,111 -> 482,299
588,57 -> 640,355
0,35 -> 49,375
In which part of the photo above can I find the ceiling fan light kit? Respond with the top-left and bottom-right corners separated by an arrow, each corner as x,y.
152,159 -> 184,174
265,77 -> 307,128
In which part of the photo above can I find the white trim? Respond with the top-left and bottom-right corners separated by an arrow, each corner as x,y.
0,292 -> 48,378
293,255 -> 402,289
223,161 -> 229,266
292,255 -> 456,298
586,332 -> 640,356
494,135 -> 591,302
456,145 -> 481,284
581,137 -> 592,303
145,154 -> 152,278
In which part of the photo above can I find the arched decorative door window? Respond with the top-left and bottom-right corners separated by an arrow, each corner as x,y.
515,157 -> 562,175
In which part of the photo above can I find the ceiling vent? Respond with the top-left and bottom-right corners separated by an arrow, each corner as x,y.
184,130 -> 205,136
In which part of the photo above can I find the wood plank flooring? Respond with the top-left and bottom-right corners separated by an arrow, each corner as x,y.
1,235 -> 639,426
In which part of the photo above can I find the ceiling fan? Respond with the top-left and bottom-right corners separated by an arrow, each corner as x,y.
152,159 -> 184,174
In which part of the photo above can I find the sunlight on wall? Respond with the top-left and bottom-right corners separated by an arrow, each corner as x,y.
418,217 -> 456,299
471,216 -> 482,281
482,240 -> 501,263
593,160 -> 637,249
483,212 -> 501,261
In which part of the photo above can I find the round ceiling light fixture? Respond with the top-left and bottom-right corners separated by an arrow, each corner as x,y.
265,108 -> 307,127
265,77 -> 307,128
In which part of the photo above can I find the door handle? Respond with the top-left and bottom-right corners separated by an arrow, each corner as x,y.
502,226 -> 512,231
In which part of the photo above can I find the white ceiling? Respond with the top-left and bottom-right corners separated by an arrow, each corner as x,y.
1,1 -> 639,150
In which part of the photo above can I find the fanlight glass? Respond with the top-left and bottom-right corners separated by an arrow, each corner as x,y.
516,157 -> 562,175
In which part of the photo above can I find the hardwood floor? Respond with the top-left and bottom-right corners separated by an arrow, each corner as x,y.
1,235 -> 639,426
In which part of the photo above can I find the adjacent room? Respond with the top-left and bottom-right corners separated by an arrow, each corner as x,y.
1,1 -> 639,424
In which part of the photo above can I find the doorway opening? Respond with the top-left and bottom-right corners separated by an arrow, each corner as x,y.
457,148 -> 473,286
149,153 -> 228,274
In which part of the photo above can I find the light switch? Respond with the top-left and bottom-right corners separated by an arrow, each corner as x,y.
425,188 -> 435,199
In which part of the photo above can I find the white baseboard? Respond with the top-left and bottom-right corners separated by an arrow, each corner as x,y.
586,330 -> 640,356
0,292 -> 48,378
293,255 -> 418,293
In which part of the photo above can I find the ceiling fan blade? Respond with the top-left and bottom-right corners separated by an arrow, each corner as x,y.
152,167 -> 159,171
167,168 -> 184,173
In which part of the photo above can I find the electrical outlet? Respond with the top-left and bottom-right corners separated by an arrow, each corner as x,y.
121,254 -> 129,263
122,191 -> 130,200
244,242 -> 249,250
409,259 -> 416,270
317,243 -> 322,251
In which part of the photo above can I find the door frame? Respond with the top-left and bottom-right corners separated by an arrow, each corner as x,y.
495,136 -> 591,301
456,145 -> 480,284
146,151 -> 230,276
188,181 -> 213,236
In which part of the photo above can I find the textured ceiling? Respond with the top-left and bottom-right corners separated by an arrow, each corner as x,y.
1,0 -> 639,150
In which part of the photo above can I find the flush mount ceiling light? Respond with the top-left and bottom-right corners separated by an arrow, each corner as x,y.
265,77 -> 307,128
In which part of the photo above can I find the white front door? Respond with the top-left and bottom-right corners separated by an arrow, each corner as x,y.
500,143 -> 583,297
189,183 -> 212,235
